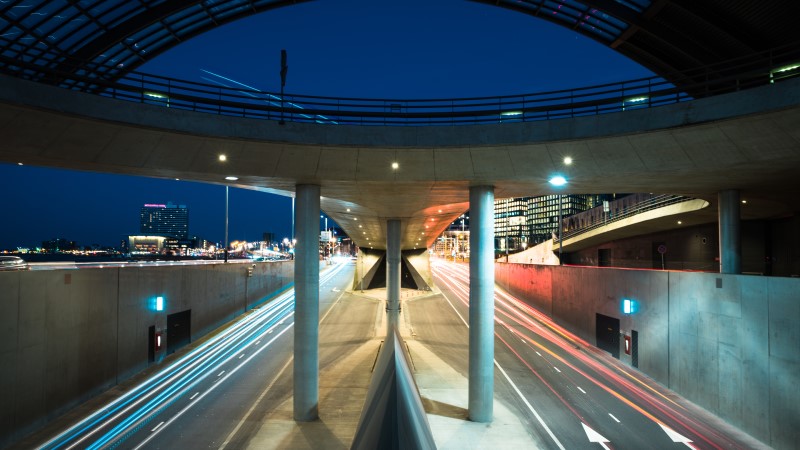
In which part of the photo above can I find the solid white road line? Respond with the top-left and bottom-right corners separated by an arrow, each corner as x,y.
440,287 -> 566,450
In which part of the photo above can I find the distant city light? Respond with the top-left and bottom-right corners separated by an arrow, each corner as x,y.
143,204 -> 166,208
500,110 -> 522,116
549,176 -> 567,186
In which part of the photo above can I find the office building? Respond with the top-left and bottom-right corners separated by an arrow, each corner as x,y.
140,202 -> 189,240
495,195 -> 616,251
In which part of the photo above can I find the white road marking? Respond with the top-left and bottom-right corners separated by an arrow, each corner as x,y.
255,340 -> 261,345
582,423 -> 611,449
536,351 -> 542,356
220,286 -> 347,450
609,413 -> 620,423
238,354 -> 244,359
218,371 -> 225,377
151,422 -> 164,432
658,423 -> 694,447
440,289 -> 566,450
554,366 -> 561,373
189,392 -> 199,400
577,387 -> 587,394
134,325 -> 294,450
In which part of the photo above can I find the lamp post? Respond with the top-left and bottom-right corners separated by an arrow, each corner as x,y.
549,176 -> 567,266
224,185 -> 229,263
558,194 -> 563,265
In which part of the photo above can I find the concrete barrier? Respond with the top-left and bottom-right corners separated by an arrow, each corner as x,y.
0,261 -> 292,447
495,263 -> 800,450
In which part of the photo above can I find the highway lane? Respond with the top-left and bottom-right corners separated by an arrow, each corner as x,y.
33,260 -> 361,450
412,259 -> 759,450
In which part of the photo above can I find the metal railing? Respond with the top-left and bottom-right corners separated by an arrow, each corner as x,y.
1,37 -> 799,126
556,194 -> 697,243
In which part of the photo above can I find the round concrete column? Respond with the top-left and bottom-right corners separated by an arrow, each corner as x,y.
386,219 -> 401,320
294,184 -> 320,421
469,185 -> 494,423
718,189 -> 741,274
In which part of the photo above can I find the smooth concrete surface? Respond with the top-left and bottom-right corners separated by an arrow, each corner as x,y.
719,189 -> 742,274
495,263 -> 800,450
239,286 -> 538,450
353,248 -> 382,291
0,261 -> 292,447
386,219 -> 401,313
294,184 -> 321,422
1,74 -> 800,253
467,185 -> 494,423
402,249 -> 433,289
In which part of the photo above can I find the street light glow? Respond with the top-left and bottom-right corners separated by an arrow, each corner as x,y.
225,176 -> 238,181
549,176 -> 567,186
218,154 -> 227,162
391,162 -> 399,169
563,156 -> 573,165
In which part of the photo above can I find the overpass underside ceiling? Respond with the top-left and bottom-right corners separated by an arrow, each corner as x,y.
1,95 -> 800,251
1,1 -> 799,93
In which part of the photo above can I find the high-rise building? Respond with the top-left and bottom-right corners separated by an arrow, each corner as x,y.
140,202 -> 189,239
495,194 -> 616,251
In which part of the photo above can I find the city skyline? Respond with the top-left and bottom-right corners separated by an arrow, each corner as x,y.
1,0 -> 652,250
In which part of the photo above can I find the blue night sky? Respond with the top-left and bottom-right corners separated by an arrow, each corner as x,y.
1,0 -> 652,250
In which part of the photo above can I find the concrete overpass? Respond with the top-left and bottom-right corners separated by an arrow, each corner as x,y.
2,74 -> 799,252
3,58 -> 800,450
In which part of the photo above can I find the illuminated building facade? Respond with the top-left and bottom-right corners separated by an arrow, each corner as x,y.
140,202 -> 189,240
495,195 -> 616,251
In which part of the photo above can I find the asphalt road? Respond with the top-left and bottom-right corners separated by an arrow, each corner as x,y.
28,260 -> 367,450
408,259 -> 765,450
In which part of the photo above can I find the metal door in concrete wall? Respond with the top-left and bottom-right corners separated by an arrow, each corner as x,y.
595,313 -> 620,359
167,310 -> 191,355
598,248 -> 611,267
631,329 -> 639,368
652,241 -> 666,269
148,325 -> 156,363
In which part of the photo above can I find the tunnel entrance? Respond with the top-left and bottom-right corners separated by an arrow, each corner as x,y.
167,309 -> 191,355
595,313 -> 620,359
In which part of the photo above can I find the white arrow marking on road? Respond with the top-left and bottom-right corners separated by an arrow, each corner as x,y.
582,423 -> 611,449
658,423 -> 694,448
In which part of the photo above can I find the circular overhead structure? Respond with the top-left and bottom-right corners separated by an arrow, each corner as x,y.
0,1 -> 798,93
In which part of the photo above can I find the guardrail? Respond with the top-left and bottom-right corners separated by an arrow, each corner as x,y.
1,37 -> 799,126
556,194 -> 696,243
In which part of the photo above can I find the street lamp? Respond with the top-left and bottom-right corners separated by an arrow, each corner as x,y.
549,176 -> 568,265
224,185 -> 229,263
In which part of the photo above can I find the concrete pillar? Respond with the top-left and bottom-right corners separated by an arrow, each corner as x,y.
469,185 -> 494,422
386,219 -> 401,317
294,184 -> 320,421
718,189 -> 741,274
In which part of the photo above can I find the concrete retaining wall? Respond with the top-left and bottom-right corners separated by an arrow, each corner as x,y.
0,261 -> 292,447
495,263 -> 799,449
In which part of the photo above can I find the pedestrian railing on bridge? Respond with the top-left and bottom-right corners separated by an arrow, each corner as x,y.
1,37 -> 799,126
